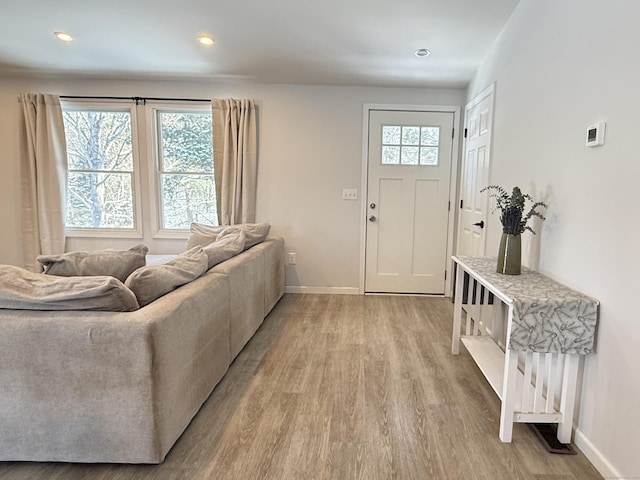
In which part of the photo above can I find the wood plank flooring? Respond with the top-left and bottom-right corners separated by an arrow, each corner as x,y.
0,294 -> 602,480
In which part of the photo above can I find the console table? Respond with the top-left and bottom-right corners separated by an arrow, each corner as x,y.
451,256 -> 599,443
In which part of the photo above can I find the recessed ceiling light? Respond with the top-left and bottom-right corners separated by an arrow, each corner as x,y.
415,48 -> 431,57
54,31 -> 74,42
197,35 -> 214,46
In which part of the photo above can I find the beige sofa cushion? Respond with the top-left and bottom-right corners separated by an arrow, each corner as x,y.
202,230 -> 245,269
186,222 -> 271,250
125,246 -> 208,307
37,244 -> 148,282
185,223 -> 226,249
217,223 -> 271,250
0,265 -> 139,311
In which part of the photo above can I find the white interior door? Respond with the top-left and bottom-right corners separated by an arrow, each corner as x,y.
365,110 -> 454,294
457,84 -> 494,257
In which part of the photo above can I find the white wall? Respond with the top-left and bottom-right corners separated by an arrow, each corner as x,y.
0,76 -> 464,290
468,0 -> 640,477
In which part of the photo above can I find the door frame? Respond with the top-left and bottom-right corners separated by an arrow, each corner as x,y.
359,103 -> 461,297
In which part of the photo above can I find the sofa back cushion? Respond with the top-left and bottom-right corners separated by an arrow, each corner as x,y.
186,222 -> 271,250
37,244 -> 148,282
0,265 -> 139,311
216,223 -> 271,250
203,231 -> 245,269
125,246 -> 208,307
185,223 -> 227,249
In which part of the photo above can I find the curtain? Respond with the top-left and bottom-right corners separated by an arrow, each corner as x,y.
18,93 -> 67,271
211,98 -> 257,225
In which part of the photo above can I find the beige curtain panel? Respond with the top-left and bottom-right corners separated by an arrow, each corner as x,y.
18,93 -> 67,271
211,98 -> 257,225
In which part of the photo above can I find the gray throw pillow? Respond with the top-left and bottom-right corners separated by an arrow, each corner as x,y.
0,265 -> 139,312
37,244 -> 148,282
202,231 -> 245,269
217,223 -> 271,250
185,223 -> 227,249
125,246 -> 208,307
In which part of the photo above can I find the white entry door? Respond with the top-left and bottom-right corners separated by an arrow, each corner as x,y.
457,85 -> 494,257
365,110 -> 454,294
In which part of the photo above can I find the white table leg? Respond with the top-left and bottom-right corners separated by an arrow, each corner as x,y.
452,264 -> 465,355
557,354 -> 580,443
499,348 -> 518,442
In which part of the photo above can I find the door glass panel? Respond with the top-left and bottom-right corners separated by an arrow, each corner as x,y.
382,146 -> 400,164
401,146 -> 419,165
401,126 -> 420,145
421,127 -> 439,146
420,146 -> 439,165
381,124 -> 440,166
382,126 -> 401,144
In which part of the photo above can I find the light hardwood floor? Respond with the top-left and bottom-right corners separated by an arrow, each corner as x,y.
0,294 -> 602,480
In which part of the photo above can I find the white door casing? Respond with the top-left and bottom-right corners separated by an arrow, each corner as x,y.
365,109 -> 455,294
457,84 -> 495,257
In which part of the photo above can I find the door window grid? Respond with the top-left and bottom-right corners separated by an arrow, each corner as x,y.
381,125 -> 440,166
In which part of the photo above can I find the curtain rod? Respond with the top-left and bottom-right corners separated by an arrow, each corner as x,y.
60,95 -> 210,105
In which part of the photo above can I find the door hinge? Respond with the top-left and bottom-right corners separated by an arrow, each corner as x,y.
448,200 -> 451,211
444,270 -> 447,280
460,199 -> 464,209
464,128 -> 468,138
452,128 -> 455,139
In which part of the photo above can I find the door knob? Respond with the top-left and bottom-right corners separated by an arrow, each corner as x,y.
369,215 -> 377,222
473,220 -> 485,228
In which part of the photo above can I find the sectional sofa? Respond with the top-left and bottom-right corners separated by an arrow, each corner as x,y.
0,236 -> 284,464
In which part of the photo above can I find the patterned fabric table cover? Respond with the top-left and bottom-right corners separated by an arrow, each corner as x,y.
454,256 -> 599,355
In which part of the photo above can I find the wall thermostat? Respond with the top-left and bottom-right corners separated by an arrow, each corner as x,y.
586,122 -> 606,147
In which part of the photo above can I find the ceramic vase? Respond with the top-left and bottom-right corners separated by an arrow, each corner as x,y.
497,233 -> 521,275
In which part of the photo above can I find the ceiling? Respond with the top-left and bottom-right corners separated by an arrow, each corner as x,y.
0,0 -> 520,88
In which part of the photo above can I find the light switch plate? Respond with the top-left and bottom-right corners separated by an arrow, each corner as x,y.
342,188 -> 358,200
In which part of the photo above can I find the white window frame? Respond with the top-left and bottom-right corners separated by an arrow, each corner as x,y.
145,103 -> 215,239
61,100 -> 144,239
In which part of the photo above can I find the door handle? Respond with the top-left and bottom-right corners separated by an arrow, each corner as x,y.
473,220 -> 485,228
369,215 -> 377,222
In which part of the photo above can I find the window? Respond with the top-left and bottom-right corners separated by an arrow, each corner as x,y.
381,125 -> 440,166
156,111 -> 217,230
61,101 -> 217,238
62,107 -> 138,231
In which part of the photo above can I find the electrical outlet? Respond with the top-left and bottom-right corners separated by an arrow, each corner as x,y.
342,188 -> 358,200
287,252 -> 297,265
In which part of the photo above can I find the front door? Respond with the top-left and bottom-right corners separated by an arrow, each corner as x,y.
365,110 -> 454,294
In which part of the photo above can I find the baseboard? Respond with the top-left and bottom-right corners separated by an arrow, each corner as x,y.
285,286 -> 360,295
574,428 -> 622,479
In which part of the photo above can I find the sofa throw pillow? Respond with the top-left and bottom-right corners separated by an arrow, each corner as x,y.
0,265 -> 139,312
217,223 -> 271,250
37,244 -> 148,282
202,230 -> 245,269
185,223 -> 227,249
125,246 -> 208,307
